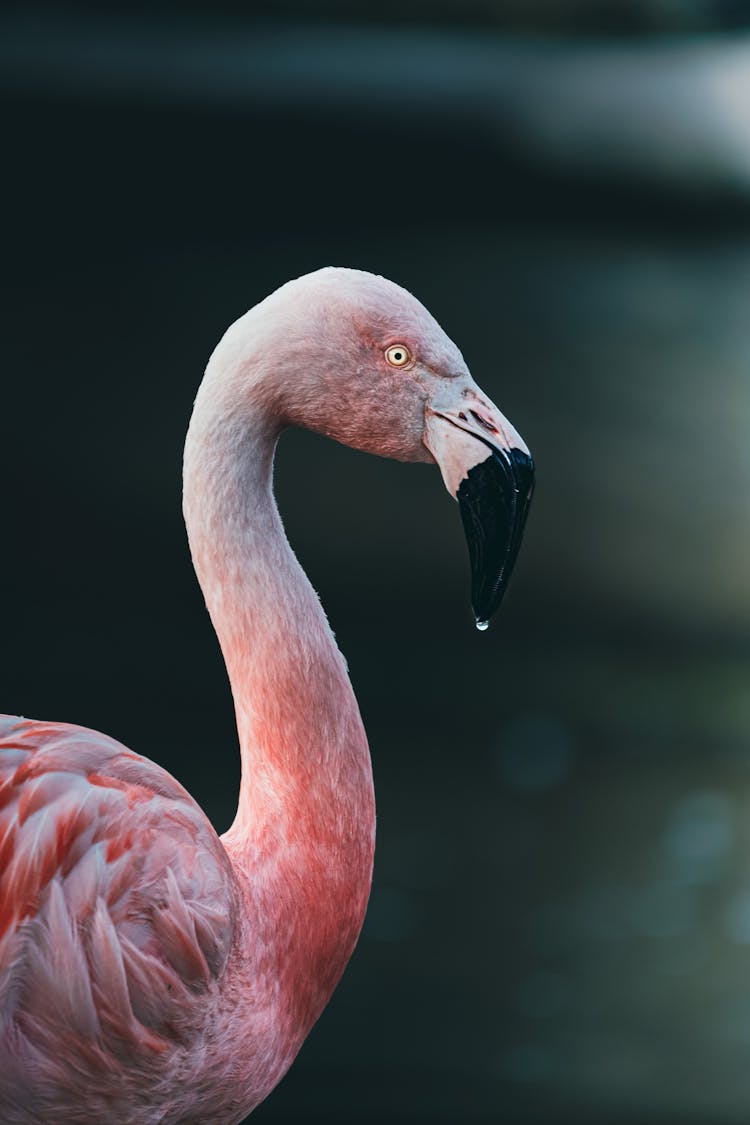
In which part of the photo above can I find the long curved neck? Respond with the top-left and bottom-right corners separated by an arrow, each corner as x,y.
183,352 -> 375,1040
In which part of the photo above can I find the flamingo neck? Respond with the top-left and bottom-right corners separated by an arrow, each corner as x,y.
183,358 -> 375,1040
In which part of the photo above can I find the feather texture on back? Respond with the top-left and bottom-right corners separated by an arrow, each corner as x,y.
0,714 -> 235,1123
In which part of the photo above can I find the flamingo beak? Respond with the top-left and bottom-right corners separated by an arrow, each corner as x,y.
423,397 -> 534,627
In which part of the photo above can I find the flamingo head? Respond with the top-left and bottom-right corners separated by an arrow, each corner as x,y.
251,267 -> 535,626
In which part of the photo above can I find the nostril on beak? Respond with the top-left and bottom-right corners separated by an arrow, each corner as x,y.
469,409 -> 498,435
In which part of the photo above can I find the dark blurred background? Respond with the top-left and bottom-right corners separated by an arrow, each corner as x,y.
4,2 -> 750,1122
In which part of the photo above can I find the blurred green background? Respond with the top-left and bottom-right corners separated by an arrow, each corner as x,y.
3,2 -> 750,1121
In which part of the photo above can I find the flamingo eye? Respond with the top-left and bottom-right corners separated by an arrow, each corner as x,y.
384,344 -> 411,368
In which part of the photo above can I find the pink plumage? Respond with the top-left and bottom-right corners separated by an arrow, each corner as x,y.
0,268 -> 532,1123
0,716 -> 234,1121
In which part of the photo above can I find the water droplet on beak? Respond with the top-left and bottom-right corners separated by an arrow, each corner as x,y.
476,619 -> 489,632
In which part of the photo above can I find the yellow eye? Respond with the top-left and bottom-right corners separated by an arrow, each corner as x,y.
384,344 -> 411,368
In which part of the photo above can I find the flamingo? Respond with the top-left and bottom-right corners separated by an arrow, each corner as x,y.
0,268 -> 533,1124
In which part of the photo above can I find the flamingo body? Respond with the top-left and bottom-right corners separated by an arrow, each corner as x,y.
0,268 -> 532,1123
0,715 -> 238,1123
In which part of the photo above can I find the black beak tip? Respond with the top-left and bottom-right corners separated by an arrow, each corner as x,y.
457,446 -> 534,628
